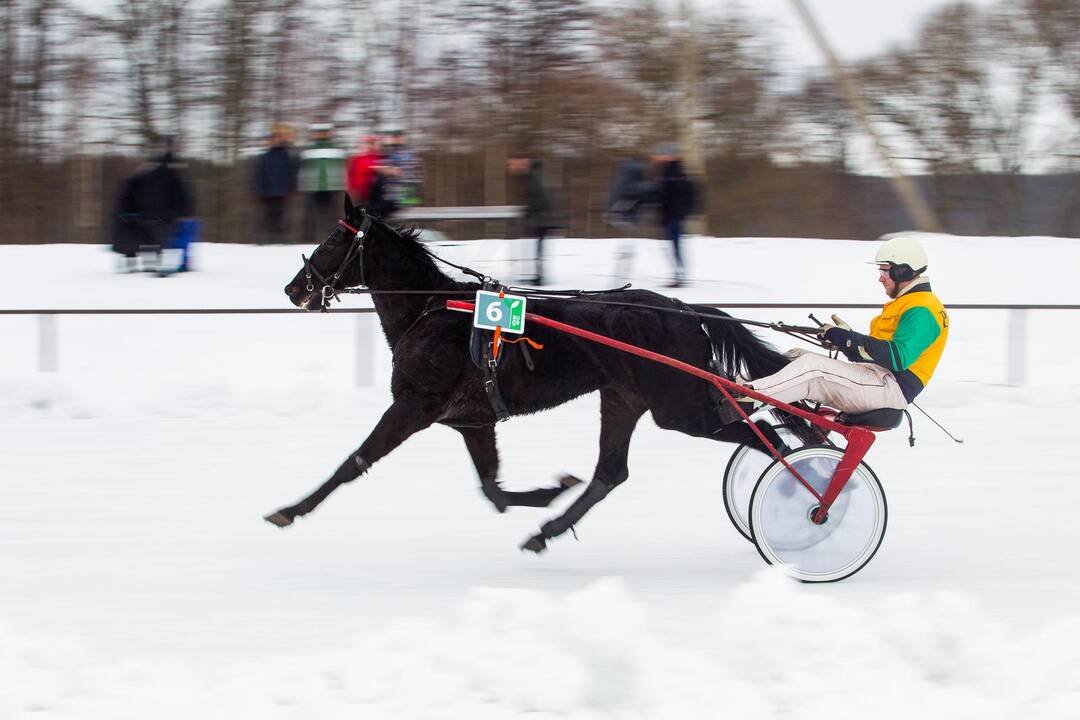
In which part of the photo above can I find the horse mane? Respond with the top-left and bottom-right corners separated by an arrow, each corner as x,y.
392,224 -> 424,244
372,220 -> 466,290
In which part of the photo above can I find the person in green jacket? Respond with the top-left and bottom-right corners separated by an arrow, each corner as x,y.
299,123 -> 346,243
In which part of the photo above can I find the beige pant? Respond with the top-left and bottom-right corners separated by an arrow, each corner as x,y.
748,351 -> 908,414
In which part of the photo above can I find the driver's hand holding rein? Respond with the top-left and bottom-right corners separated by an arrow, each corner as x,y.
721,233 -> 950,421
817,313 -> 852,351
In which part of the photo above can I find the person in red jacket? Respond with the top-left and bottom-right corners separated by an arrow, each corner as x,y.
346,135 -> 384,206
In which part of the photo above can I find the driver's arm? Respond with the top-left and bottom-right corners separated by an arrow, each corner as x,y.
823,307 -> 941,371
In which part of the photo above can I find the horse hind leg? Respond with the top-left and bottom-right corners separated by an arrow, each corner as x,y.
458,425 -> 582,513
264,397 -> 437,527
521,389 -> 645,553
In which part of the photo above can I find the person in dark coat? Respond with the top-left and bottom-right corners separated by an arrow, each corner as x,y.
652,144 -> 696,287
607,158 -> 648,229
252,123 -> 298,244
365,165 -> 399,219
110,174 -> 144,269
509,157 -> 561,285
605,158 -> 651,280
111,137 -> 194,272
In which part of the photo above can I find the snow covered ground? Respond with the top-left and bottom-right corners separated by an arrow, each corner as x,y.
2,233 -> 1080,718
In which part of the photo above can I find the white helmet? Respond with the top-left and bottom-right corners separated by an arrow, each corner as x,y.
874,233 -> 928,281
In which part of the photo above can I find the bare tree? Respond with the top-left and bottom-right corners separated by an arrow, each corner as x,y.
857,2 -> 1054,231
786,73 -> 855,170
1023,0 -> 1080,156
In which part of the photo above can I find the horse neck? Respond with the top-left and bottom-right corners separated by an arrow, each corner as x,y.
363,236 -> 462,346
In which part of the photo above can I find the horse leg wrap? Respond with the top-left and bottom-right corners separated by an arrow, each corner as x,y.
327,454 -> 370,486
540,480 -> 610,539
294,455 -> 370,516
353,454 -> 371,474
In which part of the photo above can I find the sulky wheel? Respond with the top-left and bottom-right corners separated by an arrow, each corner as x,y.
748,445 -> 887,583
722,424 -> 799,542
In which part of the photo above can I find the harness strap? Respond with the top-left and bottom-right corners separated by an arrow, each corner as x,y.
477,280 -> 510,423
481,337 -> 510,423
335,216 -> 371,289
518,340 -> 536,371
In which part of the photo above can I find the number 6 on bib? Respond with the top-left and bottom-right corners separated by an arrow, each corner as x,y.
473,290 -> 527,334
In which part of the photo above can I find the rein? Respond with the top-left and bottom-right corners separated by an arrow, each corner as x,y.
522,294 -> 828,348
304,212 -> 825,347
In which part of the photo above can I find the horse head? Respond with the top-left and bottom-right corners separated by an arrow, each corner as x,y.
285,195 -> 372,312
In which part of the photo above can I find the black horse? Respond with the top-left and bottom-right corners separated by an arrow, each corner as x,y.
265,197 -> 811,552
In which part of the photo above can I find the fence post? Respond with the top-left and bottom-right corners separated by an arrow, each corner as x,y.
38,313 -> 58,372
1007,308 -> 1028,387
356,313 -> 374,387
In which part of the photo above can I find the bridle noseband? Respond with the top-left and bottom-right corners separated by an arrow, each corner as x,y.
302,214 -> 373,311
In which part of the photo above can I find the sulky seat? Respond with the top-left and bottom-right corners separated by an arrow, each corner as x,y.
835,407 -> 906,430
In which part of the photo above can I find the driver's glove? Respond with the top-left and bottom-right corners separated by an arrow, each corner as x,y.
818,313 -> 853,350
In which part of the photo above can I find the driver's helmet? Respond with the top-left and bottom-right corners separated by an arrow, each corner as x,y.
874,233 -> 928,281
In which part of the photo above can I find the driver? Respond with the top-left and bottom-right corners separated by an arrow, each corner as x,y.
720,233 -> 949,421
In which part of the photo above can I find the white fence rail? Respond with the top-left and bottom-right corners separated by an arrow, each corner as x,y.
4,304 -> 1077,388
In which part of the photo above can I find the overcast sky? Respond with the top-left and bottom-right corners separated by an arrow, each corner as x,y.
740,0 -> 1001,67
719,0 -> 1027,174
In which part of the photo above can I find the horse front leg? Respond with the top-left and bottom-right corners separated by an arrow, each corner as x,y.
264,397 -> 437,527
458,425 -> 582,513
521,389 -> 645,553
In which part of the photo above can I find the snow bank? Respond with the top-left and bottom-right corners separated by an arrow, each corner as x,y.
4,238 -> 1080,718
3,573 -> 1078,719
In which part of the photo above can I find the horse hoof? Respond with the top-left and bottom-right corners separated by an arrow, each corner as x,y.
482,489 -> 509,513
520,534 -> 548,554
264,511 -> 294,528
558,474 -> 584,489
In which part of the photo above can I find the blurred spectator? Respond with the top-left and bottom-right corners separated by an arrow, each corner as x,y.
651,144 -> 696,288
508,156 -> 561,286
111,175 -> 143,271
111,136 -> 194,273
606,157 -> 649,280
366,164 -> 400,219
299,122 -> 346,242
606,157 -> 648,229
252,122 -> 297,245
166,217 -> 200,274
346,135 -> 384,206
384,130 -> 423,207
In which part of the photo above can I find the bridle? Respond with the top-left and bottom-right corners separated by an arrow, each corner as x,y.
302,213 -> 373,311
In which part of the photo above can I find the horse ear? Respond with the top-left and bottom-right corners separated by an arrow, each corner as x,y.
343,193 -> 355,220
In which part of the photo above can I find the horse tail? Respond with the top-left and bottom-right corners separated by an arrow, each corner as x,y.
692,305 -> 819,446
691,305 -> 788,381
